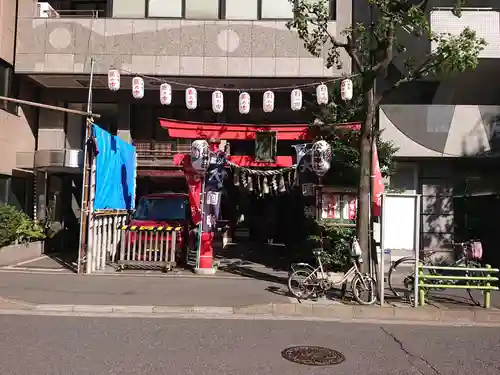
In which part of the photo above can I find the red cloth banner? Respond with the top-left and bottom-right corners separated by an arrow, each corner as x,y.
371,145 -> 384,217
181,155 -> 203,225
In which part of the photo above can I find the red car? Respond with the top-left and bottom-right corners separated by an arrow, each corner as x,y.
127,192 -> 197,265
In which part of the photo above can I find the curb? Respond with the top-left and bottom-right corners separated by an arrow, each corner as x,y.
1,301 -> 500,325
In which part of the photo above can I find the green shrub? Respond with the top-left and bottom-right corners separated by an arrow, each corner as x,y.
307,220 -> 354,272
0,205 -> 45,248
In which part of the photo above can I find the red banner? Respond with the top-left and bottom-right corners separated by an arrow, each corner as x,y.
372,145 -> 384,217
182,155 -> 202,225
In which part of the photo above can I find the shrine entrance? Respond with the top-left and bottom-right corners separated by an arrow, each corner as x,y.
159,118 -> 314,270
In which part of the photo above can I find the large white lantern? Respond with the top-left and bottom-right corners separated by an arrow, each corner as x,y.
239,92 -> 250,115
340,78 -> 353,101
191,140 -> 209,173
290,89 -> 302,111
160,83 -> 172,105
316,83 -> 328,105
212,90 -> 224,113
132,76 -> 144,99
263,90 -> 274,113
311,140 -> 332,177
185,87 -> 197,110
108,69 -> 120,91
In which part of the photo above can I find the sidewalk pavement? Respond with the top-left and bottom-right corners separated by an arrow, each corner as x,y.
1,271 -> 500,325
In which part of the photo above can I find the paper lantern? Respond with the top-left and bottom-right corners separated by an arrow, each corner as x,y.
316,83 -> 328,105
132,77 -> 144,99
239,92 -> 250,115
340,78 -> 353,101
191,140 -> 209,173
311,140 -> 332,177
185,87 -> 197,110
108,69 -> 120,91
263,90 -> 274,113
212,90 -> 224,113
160,83 -> 172,105
290,89 -> 302,111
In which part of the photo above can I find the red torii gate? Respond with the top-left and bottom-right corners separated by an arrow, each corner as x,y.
158,118 -> 361,273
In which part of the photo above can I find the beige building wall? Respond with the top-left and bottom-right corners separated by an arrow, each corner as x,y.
0,80 -> 38,175
0,0 -> 37,176
0,0 -> 16,65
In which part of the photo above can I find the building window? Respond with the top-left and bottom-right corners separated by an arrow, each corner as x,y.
0,174 -> 30,216
225,0 -> 258,20
141,0 -> 335,20
0,61 -> 18,115
147,0 -> 183,18
259,0 -> 335,21
113,0 -> 146,18
185,0 -> 220,19
260,0 -> 293,19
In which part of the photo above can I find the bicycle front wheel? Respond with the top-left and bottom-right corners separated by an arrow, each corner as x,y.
288,270 -> 317,300
388,256 -> 425,298
352,274 -> 377,305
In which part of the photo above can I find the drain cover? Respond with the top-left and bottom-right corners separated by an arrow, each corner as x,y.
281,346 -> 345,366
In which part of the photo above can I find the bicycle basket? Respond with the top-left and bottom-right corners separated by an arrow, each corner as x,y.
467,241 -> 483,260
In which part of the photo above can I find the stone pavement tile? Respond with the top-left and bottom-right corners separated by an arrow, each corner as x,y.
439,309 -> 476,323
191,306 -> 233,314
272,303 -> 296,315
353,306 -> 395,319
35,304 -> 75,312
111,305 -> 154,313
153,306 -> 193,313
474,309 -> 500,323
393,306 -> 441,321
72,305 -> 114,313
312,304 -> 354,318
233,303 -> 273,315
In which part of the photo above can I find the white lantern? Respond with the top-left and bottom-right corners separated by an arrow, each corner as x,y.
191,140 -> 209,173
108,69 -> 120,91
340,78 -> 353,101
160,83 -> 172,105
311,140 -> 332,177
290,89 -> 302,111
132,76 -> 144,99
212,90 -> 224,113
239,92 -> 250,115
263,90 -> 274,113
316,83 -> 328,105
185,87 -> 197,110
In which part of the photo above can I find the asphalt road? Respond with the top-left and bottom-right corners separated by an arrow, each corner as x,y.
0,315 -> 499,375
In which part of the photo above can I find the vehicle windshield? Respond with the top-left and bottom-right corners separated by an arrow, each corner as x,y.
134,196 -> 187,221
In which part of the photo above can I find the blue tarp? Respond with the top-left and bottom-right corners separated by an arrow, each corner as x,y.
93,124 -> 136,210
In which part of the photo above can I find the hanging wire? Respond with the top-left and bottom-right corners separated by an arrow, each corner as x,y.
118,67 -> 360,92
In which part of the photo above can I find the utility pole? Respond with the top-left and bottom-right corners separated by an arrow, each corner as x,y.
78,57 -> 95,274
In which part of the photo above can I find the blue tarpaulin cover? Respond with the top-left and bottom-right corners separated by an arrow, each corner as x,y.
93,124 -> 136,210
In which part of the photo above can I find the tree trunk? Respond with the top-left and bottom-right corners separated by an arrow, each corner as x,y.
357,87 -> 375,273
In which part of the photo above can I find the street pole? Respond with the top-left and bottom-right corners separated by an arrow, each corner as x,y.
77,57 -> 95,274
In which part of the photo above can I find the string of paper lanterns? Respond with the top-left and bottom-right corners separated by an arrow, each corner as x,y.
108,68 -> 355,114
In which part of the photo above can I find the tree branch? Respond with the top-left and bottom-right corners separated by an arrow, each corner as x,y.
372,26 -> 395,74
375,56 -> 439,104
303,3 -> 363,71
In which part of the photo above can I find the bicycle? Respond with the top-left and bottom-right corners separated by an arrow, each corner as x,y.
287,237 -> 377,305
387,239 -> 485,305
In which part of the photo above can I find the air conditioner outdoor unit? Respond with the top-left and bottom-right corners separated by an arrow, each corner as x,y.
37,2 -> 60,18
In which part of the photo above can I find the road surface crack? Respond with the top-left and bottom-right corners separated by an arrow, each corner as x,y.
380,327 -> 442,375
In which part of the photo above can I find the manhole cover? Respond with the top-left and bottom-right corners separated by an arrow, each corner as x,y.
281,346 -> 345,366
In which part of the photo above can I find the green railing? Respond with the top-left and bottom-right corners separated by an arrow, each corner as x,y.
418,264 -> 499,308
